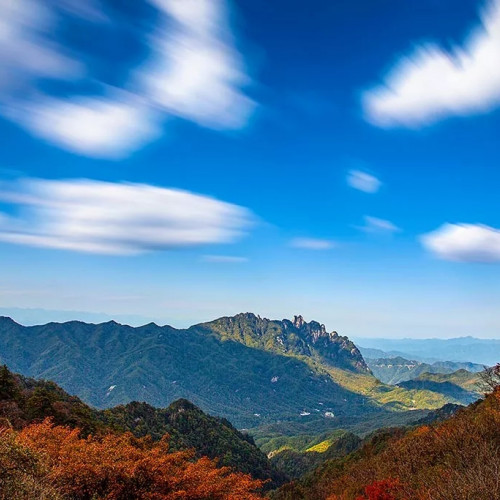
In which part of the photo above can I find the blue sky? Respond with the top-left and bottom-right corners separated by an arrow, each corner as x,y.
0,0 -> 499,337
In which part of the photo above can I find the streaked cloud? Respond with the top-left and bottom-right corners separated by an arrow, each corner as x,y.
421,223 -> 500,262
290,238 -> 337,250
12,96 -> 160,159
0,178 -> 254,255
0,0 -> 254,158
363,0 -> 500,127
347,169 -> 382,193
202,255 -> 248,263
140,0 -> 255,130
0,0 -> 82,92
358,216 -> 401,234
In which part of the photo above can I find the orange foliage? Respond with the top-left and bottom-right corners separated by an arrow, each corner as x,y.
305,386 -> 500,500
14,419 -> 263,499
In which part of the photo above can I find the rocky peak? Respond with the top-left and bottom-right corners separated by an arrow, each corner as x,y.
202,312 -> 370,373
293,315 -> 305,329
291,315 -> 329,343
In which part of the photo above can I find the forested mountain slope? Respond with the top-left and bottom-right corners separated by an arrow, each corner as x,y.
272,378 -> 500,500
0,314 -> 474,428
0,365 -> 280,484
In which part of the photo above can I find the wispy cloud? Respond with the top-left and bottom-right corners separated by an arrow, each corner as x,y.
346,169 -> 382,193
12,96 -> 161,159
140,0 -> 255,130
290,238 -> 337,250
0,178 -> 254,255
358,216 -> 401,234
421,223 -> 500,262
0,0 -> 82,91
0,0 -> 254,158
202,255 -> 248,263
363,0 -> 500,127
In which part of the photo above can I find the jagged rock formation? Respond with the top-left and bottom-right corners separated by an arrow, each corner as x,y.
199,313 -> 369,373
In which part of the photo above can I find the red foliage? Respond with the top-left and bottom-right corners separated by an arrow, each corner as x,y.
356,479 -> 404,500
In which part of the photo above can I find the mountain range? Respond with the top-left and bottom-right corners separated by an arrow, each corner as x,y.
0,313 -> 482,430
356,336 -> 500,365
366,356 -> 484,385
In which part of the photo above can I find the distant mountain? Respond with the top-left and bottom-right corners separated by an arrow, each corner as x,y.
359,346 -> 431,361
412,402 -> 463,425
0,314 -> 467,429
0,307 -> 155,327
355,336 -> 500,365
366,356 -> 484,385
0,365 -> 281,484
398,370 -> 481,405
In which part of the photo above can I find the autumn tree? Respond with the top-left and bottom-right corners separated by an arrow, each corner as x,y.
15,419 -> 264,499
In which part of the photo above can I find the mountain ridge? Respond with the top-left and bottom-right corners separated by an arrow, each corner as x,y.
0,314 -> 374,427
0,314 -> 467,429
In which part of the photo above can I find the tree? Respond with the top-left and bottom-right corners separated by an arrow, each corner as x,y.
0,365 -> 18,401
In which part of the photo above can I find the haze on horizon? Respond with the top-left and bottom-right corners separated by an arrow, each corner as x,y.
0,0 -> 498,339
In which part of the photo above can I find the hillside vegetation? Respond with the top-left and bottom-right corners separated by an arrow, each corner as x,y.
272,368 -> 500,500
0,421 -> 263,500
0,366 -> 280,485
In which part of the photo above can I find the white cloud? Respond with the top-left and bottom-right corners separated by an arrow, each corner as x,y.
0,0 -> 254,157
346,170 -> 382,193
0,0 -> 82,93
290,238 -> 337,250
363,0 -> 500,127
202,255 -> 248,263
359,216 -> 401,234
12,96 -> 160,159
420,223 -> 500,262
140,0 -> 255,130
0,178 -> 254,255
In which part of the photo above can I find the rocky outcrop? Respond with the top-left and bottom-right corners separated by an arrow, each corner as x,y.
201,313 -> 370,373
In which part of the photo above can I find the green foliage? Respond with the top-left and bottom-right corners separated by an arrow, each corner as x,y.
269,432 -> 362,479
0,366 -> 103,434
200,313 -> 369,373
100,399 -> 285,485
